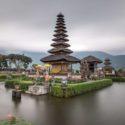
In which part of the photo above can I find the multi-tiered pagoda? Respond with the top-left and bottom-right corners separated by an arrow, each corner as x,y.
103,58 -> 114,75
41,13 -> 80,75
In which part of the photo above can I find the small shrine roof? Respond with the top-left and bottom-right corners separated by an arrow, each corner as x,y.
81,55 -> 102,63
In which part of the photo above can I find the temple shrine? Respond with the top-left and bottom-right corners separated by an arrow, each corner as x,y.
81,55 -> 102,74
41,13 -> 80,75
103,58 -> 115,76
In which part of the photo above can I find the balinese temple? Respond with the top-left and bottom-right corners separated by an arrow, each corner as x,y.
41,13 -> 80,75
81,55 -> 102,74
103,58 -> 115,75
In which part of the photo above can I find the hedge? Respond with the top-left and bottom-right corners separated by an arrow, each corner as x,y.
109,77 -> 125,82
53,78 -> 85,84
0,74 -> 7,81
11,74 -> 34,81
51,79 -> 113,98
11,74 -> 23,79
5,79 -> 33,92
54,78 -> 62,83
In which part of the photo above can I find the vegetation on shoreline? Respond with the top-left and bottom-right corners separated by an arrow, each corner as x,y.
0,74 -> 7,81
0,74 -> 34,91
5,79 -> 33,92
108,77 -> 125,82
0,119 -> 32,125
0,74 -> 34,81
51,79 -> 113,98
1,72 -> 125,95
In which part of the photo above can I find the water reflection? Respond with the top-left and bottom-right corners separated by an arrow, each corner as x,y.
12,97 -> 21,109
0,83 -> 125,125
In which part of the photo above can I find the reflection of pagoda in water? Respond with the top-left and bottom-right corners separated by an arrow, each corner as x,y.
41,13 -> 80,75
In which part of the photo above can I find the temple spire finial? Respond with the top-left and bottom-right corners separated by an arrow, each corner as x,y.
57,12 -> 64,17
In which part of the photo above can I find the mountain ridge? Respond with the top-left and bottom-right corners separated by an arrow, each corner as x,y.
0,49 -> 125,69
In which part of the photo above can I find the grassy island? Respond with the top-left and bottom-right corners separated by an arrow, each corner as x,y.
51,79 -> 113,98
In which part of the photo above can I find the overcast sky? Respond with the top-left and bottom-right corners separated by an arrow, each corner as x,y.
0,0 -> 125,55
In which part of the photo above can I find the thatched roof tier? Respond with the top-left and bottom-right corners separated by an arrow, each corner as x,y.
55,19 -> 65,24
48,48 -> 73,54
56,20 -> 64,23
55,27 -> 66,31
53,35 -> 68,39
54,29 -> 67,33
55,26 -> 66,29
56,22 -> 65,25
105,58 -> 110,61
56,20 -> 65,24
53,33 -> 68,37
41,54 -> 80,63
52,38 -> 69,42
104,58 -> 111,65
56,16 -> 64,19
81,55 -> 102,63
56,17 -> 65,22
51,42 -> 70,47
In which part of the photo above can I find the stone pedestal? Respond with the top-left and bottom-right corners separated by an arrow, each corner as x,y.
26,85 -> 49,95
12,90 -> 21,99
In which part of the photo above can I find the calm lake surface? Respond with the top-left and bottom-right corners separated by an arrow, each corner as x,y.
0,83 -> 125,125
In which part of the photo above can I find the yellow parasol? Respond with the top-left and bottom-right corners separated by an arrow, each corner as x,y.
44,64 -> 51,68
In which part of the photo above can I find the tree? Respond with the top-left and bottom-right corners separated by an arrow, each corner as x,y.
7,54 -> 32,71
0,54 -> 8,69
32,64 -> 38,69
22,55 -> 32,69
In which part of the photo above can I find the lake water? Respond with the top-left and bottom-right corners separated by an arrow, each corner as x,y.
0,83 -> 125,125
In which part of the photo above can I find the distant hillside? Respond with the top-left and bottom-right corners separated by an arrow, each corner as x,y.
0,49 -> 125,69
72,51 -> 125,69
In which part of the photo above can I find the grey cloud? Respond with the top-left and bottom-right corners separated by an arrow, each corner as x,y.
0,0 -> 125,54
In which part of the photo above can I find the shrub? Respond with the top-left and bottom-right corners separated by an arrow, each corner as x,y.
111,77 -> 125,82
19,81 -> 33,92
11,74 -> 22,79
0,74 -> 33,82
51,85 -> 63,97
53,78 -> 84,84
5,79 -> 20,88
21,75 -> 34,81
0,74 -> 7,81
54,78 -> 62,83
5,79 -> 33,91
68,79 -> 85,84
51,79 -> 113,98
